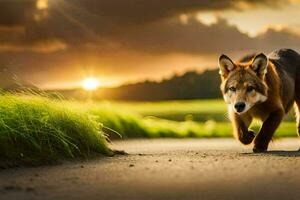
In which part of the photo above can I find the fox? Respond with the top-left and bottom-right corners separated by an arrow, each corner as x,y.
218,49 -> 300,152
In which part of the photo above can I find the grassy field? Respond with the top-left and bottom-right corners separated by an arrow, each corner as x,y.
0,94 -> 297,165
99,100 -> 295,122
82,100 -> 297,138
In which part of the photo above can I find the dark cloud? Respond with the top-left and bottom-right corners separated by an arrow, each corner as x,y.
0,0 -> 280,27
110,18 -> 252,54
107,17 -> 300,55
0,0 -> 298,87
0,0 -> 35,26
0,0 -> 286,52
0,0 -> 297,54
256,28 -> 300,49
68,0 -> 279,25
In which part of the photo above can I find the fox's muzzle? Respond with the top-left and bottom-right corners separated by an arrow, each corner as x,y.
234,102 -> 246,113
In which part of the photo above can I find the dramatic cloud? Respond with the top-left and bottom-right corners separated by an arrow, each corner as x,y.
0,0 -> 299,88
0,0 -> 282,26
66,0 -> 282,25
0,0 -> 288,52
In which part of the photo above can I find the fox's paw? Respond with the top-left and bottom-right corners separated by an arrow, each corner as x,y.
248,130 -> 256,139
239,130 -> 255,145
253,145 -> 267,153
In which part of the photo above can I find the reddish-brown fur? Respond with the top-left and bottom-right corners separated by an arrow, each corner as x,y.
219,49 -> 300,152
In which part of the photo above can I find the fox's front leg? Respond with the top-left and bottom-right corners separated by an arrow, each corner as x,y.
231,112 -> 254,144
253,109 -> 284,152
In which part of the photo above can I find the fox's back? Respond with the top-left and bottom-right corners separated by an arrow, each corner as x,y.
268,48 -> 300,80
268,49 -> 300,112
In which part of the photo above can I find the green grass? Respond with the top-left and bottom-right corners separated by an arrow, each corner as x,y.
0,94 -> 112,166
75,100 -> 298,138
0,94 -> 298,165
97,100 -> 228,122
98,99 -> 296,122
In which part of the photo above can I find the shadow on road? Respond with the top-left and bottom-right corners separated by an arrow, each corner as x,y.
241,150 -> 300,157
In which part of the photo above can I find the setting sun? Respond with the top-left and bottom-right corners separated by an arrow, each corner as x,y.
82,77 -> 100,91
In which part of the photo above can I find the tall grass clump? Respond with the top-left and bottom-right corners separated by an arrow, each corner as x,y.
0,93 -> 111,165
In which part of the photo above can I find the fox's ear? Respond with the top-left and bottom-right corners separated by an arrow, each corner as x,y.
251,53 -> 268,77
218,54 -> 235,77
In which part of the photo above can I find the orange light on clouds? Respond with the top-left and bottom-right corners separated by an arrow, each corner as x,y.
36,0 -> 48,10
196,12 -> 217,26
82,77 -> 100,91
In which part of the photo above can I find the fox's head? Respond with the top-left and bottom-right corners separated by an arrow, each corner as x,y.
218,53 -> 269,114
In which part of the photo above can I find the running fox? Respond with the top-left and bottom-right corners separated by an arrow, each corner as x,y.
218,49 -> 300,152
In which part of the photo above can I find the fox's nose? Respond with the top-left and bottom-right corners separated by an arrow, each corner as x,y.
234,102 -> 246,113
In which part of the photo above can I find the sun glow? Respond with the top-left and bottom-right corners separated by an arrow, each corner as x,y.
82,77 -> 100,91
36,0 -> 48,10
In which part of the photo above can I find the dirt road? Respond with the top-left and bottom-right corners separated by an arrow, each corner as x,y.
1,138 -> 300,200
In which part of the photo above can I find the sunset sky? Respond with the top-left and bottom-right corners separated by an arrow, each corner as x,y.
1,0 -> 300,89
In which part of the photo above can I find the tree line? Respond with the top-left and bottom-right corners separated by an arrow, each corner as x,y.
54,69 -> 222,101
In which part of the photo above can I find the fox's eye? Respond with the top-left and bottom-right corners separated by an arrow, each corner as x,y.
229,87 -> 236,92
247,86 -> 255,92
